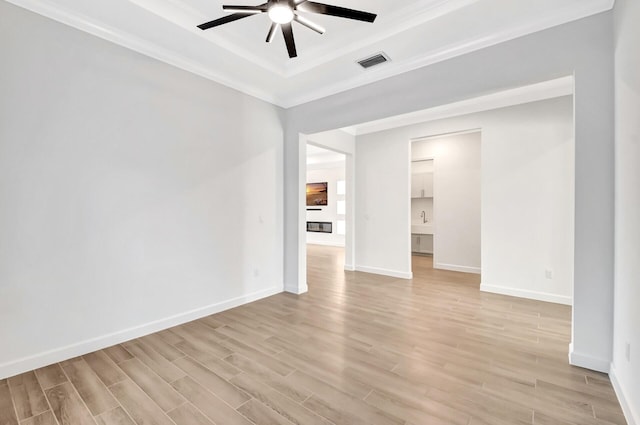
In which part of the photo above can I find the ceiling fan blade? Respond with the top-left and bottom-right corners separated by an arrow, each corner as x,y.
296,1 -> 377,23
222,5 -> 267,13
281,23 -> 297,58
294,14 -> 325,34
266,22 -> 279,42
198,13 -> 255,30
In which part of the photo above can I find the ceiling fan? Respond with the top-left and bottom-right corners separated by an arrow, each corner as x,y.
197,0 -> 377,58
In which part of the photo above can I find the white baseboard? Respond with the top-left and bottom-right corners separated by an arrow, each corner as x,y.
344,264 -> 355,271
0,286 -> 282,380
284,284 -> 308,295
306,241 -> 345,247
610,363 -> 638,425
435,263 -> 481,274
480,283 -> 572,306
355,265 -> 413,279
567,343 -> 610,373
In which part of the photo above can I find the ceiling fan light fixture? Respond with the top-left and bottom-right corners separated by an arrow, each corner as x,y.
198,1 -> 377,59
268,4 -> 294,24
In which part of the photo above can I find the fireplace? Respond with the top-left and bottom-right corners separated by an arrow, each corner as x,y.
307,221 -> 333,233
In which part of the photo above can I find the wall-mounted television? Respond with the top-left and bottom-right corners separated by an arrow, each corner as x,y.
306,182 -> 328,206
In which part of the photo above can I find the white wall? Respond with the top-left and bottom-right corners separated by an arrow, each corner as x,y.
412,132 -> 481,274
354,131 -> 413,278
0,2 -> 284,378
306,162 -> 346,247
611,0 -> 640,422
355,98 -> 573,300
481,100 -> 575,305
285,12 -> 613,372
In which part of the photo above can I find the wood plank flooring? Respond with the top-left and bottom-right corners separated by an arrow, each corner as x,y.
0,245 -> 626,425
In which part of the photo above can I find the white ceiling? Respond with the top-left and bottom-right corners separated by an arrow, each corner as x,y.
8,0 -> 613,107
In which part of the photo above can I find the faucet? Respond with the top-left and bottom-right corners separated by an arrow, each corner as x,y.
421,211 -> 428,223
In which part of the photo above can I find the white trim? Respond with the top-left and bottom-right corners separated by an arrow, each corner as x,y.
610,363 -> 639,425
355,265 -> 413,279
297,135 -> 309,295
305,241 -> 345,248
3,0 -> 280,106
290,0 -> 612,79
283,0 -> 478,77
481,283 -> 572,306
284,284 -> 308,295
5,0 -> 611,108
436,263 -> 481,274
0,286 -> 281,380
280,0 -> 611,107
344,264 -> 356,272
567,344 -> 610,373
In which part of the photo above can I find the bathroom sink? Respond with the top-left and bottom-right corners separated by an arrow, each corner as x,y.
411,224 -> 433,235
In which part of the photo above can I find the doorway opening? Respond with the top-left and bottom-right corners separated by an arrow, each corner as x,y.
300,132 -> 356,291
296,78 -> 574,312
410,131 -> 482,275
410,159 -> 434,259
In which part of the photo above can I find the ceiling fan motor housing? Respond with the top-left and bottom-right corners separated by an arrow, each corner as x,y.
198,1 -> 377,59
268,0 -> 295,24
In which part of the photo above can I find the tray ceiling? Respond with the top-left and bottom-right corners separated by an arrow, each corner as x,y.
7,0 -> 614,107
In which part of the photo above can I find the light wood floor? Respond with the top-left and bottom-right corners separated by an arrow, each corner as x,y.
0,245 -> 626,425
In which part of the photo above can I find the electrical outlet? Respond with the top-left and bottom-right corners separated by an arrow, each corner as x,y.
545,269 -> 553,279
626,342 -> 631,362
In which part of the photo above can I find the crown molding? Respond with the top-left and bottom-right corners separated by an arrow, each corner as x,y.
280,0 -> 614,107
4,0 -> 284,105
280,0 -> 478,77
127,0 -> 287,76
6,0 -> 613,109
